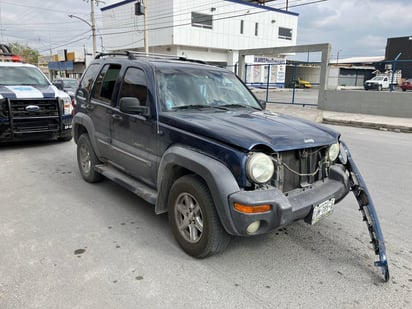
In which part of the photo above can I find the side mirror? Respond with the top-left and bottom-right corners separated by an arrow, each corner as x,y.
119,97 -> 149,116
259,100 -> 267,110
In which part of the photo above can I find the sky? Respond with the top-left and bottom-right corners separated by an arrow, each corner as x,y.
0,0 -> 411,60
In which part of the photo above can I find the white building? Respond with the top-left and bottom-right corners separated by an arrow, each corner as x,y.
100,0 -> 298,69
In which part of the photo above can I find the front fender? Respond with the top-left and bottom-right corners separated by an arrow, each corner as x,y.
72,112 -> 101,157
155,145 -> 241,235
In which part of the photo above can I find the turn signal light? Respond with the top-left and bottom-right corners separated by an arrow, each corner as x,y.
234,203 -> 271,213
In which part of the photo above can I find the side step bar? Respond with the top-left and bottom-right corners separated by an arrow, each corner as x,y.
342,142 -> 389,282
95,164 -> 157,205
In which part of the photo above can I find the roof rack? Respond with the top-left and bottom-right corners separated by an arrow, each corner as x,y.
94,51 -> 206,64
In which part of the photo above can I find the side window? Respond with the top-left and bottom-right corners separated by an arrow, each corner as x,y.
92,64 -> 121,104
79,63 -> 100,93
118,67 -> 148,106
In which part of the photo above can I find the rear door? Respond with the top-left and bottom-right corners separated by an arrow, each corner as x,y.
110,66 -> 158,187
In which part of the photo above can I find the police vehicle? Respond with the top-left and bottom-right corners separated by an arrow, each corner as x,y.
0,44 -> 73,142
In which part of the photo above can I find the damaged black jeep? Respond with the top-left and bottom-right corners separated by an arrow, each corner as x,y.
72,52 -> 389,281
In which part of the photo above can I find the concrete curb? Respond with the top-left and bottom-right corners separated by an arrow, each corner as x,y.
266,105 -> 412,133
321,117 -> 412,133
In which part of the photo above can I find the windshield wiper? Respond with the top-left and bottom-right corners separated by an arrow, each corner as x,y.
218,104 -> 260,110
171,104 -> 214,111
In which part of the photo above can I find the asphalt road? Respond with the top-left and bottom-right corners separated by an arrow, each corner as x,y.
1,125 -> 411,309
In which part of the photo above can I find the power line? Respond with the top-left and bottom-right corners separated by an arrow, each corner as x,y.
1,0 -> 327,53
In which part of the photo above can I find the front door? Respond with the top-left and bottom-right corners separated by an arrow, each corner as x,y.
110,66 -> 158,188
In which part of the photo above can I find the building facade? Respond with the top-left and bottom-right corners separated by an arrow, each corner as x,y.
100,0 -> 298,68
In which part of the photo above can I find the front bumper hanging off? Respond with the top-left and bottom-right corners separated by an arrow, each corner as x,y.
342,142 -> 390,282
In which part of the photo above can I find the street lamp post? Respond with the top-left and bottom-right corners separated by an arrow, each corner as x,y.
68,12 -> 97,57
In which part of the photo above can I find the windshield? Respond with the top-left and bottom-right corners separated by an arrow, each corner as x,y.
0,66 -> 50,86
156,68 -> 261,112
371,76 -> 384,81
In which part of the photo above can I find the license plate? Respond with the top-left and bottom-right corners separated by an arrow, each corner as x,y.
310,198 -> 335,225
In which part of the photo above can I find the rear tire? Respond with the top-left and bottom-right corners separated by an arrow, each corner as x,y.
77,133 -> 103,183
168,174 -> 230,258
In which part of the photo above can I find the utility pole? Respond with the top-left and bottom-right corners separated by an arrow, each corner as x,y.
336,49 -> 342,65
144,0 -> 149,54
90,0 -> 97,58
135,0 -> 149,55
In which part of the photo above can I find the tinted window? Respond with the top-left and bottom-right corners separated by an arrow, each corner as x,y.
118,67 -> 148,106
92,64 -> 121,104
79,63 -> 100,93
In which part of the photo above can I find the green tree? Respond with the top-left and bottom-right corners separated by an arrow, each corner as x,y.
9,42 -> 40,65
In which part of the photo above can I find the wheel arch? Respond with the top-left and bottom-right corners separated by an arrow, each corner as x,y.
155,145 -> 241,235
72,113 -> 101,158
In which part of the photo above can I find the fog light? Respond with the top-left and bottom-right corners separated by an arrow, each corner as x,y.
246,221 -> 261,234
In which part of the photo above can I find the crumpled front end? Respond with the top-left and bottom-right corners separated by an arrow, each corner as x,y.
226,144 -> 351,236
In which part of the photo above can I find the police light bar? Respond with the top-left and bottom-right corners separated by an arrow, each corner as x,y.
0,53 -> 23,62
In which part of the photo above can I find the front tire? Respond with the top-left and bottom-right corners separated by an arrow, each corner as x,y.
377,85 -> 382,91
77,133 -> 103,183
168,175 -> 230,258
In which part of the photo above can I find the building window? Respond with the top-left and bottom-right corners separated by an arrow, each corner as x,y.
191,12 -> 213,29
278,27 -> 293,40
255,22 -> 258,36
240,20 -> 244,34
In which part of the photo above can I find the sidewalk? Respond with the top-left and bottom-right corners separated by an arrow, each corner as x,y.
265,104 -> 412,133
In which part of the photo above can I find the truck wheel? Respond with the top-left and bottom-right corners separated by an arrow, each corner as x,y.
77,134 -> 103,183
168,174 -> 230,258
377,85 -> 382,91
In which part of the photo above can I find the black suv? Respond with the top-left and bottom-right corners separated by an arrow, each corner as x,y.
72,52 -> 388,280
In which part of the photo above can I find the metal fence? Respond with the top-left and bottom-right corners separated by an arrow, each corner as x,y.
224,58 -> 412,106
225,62 -> 320,106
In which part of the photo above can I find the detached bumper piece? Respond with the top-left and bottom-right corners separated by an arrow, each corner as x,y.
342,142 -> 389,282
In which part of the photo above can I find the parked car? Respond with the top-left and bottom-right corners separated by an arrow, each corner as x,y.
53,77 -> 79,112
72,52 -> 389,281
52,77 -> 78,97
0,48 -> 73,142
400,78 -> 412,91
364,76 -> 390,91
295,77 -> 312,88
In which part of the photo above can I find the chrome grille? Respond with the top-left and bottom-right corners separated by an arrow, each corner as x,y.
6,98 -> 59,118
